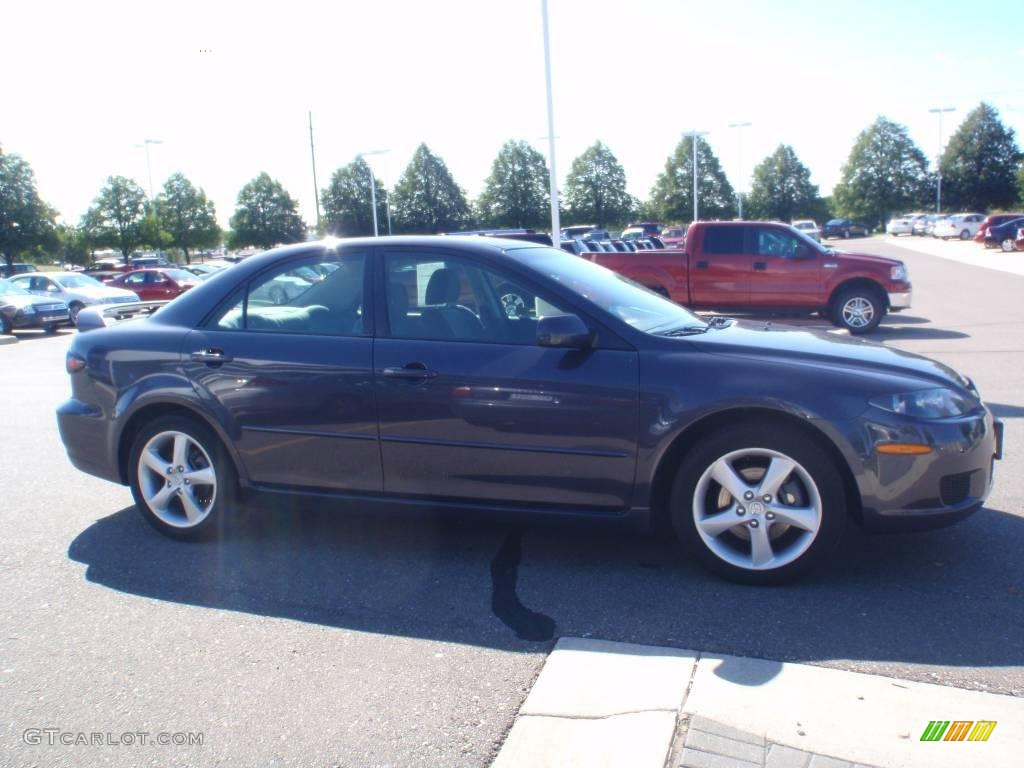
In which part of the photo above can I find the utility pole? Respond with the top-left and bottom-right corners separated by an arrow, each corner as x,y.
541,0 -> 560,239
309,112 -> 321,230
928,107 -> 955,214
685,131 -> 709,222
728,122 -> 752,219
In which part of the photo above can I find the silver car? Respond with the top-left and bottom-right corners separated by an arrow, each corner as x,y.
10,272 -> 139,325
791,219 -> 821,241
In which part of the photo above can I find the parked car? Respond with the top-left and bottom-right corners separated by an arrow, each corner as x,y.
0,278 -> 70,335
822,219 -> 870,239
56,236 -> 1002,584
9,272 -> 139,325
925,215 -> 949,237
619,227 -> 649,242
560,225 -> 610,241
975,213 -> 1024,248
791,220 -> 821,242
912,215 -> 935,236
626,221 -> 663,236
587,221 -> 911,333
106,268 -> 200,302
0,263 -> 39,278
885,213 -> 924,236
932,213 -> 985,240
987,217 -> 1024,252
660,227 -> 687,246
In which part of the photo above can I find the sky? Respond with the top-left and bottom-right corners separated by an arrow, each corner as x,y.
3,0 -> 1022,229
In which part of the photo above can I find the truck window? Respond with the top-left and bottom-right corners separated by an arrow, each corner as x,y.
754,228 -> 802,258
702,226 -> 745,255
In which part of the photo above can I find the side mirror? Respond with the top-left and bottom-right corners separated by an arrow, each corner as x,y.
794,244 -> 812,260
537,314 -> 596,350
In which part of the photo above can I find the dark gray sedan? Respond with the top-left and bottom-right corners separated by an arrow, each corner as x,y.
56,237 -> 1002,584
0,278 -> 70,335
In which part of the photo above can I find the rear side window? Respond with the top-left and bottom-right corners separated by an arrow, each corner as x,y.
701,226 -> 745,255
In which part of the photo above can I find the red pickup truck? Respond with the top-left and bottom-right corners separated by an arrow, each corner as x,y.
588,221 -> 911,333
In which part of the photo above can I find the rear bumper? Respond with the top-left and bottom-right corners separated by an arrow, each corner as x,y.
56,398 -> 122,484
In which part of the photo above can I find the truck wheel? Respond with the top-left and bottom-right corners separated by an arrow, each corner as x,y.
128,415 -> 237,541
832,286 -> 884,334
670,422 -> 846,584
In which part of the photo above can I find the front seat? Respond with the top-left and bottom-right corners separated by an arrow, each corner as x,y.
420,268 -> 484,340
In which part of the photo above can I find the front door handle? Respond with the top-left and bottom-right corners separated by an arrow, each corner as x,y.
695,260 -> 709,269
382,365 -> 438,380
191,349 -> 233,364
753,261 -> 767,271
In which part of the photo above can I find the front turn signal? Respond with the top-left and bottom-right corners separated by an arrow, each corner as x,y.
875,443 -> 932,455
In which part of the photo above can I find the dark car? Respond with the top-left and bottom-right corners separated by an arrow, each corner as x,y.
822,219 -> 871,239
975,213 -> 1024,247
987,217 -> 1024,252
57,237 -> 1002,584
0,262 -> 39,278
0,278 -> 70,334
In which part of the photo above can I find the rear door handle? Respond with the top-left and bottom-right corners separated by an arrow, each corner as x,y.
191,349 -> 233,364
382,365 -> 438,380
695,260 -> 709,269
753,261 -> 767,271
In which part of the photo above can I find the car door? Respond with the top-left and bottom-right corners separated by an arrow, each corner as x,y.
689,225 -> 750,308
374,247 -> 639,511
183,248 -> 381,493
747,226 -> 823,309
121,272 -> 152,300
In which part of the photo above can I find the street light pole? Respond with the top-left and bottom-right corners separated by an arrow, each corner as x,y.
928,107 -> 955,214
135,138 -> 163,204
685,131 -> 708,223
308,112 -> 321,230
356,149 -> 390,236
728,122 -> 751,219
541,0 -> 560,240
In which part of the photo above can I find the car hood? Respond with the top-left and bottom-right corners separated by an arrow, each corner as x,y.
693,321 -> 967,390
0,293 -> 65,310
827,249 -> 901,268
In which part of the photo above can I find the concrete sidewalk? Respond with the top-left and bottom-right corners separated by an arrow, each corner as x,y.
492,638 -> 1023,768
882,235 -> 1024,277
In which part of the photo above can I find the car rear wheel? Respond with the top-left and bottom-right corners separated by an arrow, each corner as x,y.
831,285 -> 884,334
959,230 -> 970,240
670,423 -> 846,584
1001,238 -> 1016,253
128,415 -> 237,541
69,302 -> 84,325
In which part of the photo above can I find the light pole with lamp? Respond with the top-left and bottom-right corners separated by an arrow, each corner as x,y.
356,149 -> 390,236
685,131 -> 708,223
728,122 -> 751,219
135,138 -> 163,204
540,0 -> 560,240
928,107 -> 955,214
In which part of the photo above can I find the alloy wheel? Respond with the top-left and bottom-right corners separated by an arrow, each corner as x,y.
136,430 -> 218,528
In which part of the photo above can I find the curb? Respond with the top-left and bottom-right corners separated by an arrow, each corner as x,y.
0,334 -> 16,345
492,638 -> 1023,768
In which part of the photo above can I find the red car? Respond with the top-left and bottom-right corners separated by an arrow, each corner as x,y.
107,268 -> 200,301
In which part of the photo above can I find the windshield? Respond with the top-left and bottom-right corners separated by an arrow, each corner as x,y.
512,247 -> 706,333
163,268 -> 197,282
0,278 -> 31,296
55,274 -> 103,288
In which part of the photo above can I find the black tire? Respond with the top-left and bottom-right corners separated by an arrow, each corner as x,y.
830,285 -> 884,334
128,414 -> 237,541
670,422 -> 846,584
1001,238 -> 1015,253
44,323 -> 60,334
0,314 -> 11,335
69,302 -> 84,326
959,230 -> 970,241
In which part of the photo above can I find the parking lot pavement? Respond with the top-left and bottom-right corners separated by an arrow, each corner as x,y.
882,234 -> 1024,277
1,238 -> 1022,766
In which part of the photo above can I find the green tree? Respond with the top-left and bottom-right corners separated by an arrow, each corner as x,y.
649,136 -> 736,223
1018,164 -> 1024,208
321,157 -> 387,237
475,140 -> 550,229
86,176 -> 148,262
745,145 -> 824,222
940,103 -> 1022,212
391,144 -> 470,233
0,149 -> 58,270
55,223 -> 92,268
156,173 -> 221,263
228,172 -> 307,249
564,141 -> 635,228
833,117 -> 930,228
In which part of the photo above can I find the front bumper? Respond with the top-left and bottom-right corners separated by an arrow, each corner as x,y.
844,407 -> 1002,532
887,290 -> 912,310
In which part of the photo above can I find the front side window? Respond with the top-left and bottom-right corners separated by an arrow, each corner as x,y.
384,252 -> 569,345
213,251 -> 366,336
754,228 -> 803,259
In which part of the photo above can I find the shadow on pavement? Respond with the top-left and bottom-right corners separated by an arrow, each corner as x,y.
988,402 -> 1024,419
68,496 -> 1024,676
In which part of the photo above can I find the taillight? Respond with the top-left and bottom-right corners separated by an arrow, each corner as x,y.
66,352 -> 87,374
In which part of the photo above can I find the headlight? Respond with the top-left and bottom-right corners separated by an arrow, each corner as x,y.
890,264 -> 908,281
869,387 -> 978,419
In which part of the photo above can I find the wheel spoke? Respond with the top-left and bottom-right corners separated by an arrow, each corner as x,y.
146,484 -> 175,513
710,459 -> 751,501
749,523 -> 775,568
768,504 -> 820,534
756,456 -> 796,499
697,509 -> 745,538
172,434 -> 189,470
179,489 -> 204,523
141,447 -> 167,477
183,466 -> 215,486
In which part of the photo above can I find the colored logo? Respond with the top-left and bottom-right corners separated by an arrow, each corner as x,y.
920,720 -> 996,742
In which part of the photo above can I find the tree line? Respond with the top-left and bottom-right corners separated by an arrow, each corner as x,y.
2,102 -> 1023,268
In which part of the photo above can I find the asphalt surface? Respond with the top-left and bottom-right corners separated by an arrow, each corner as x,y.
1,237 -> 1022,767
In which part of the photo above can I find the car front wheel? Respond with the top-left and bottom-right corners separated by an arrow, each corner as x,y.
128,415 -> 237,540
670,423 -> 846,584
831,286 -> 884,333
959,230 -> 970,240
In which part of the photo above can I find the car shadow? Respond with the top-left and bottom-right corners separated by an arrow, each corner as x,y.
871,325 -> 970,341
6,328 -> 74,342
68,497 -> 1024,674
